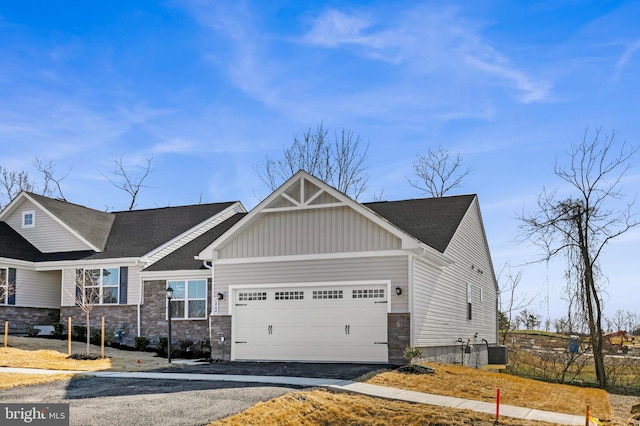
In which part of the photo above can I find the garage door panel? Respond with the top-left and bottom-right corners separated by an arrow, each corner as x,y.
232,284 -> 389,362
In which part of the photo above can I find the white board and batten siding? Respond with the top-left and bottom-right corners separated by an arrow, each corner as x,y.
218,206 -> 402,259
4,199 -> 92,253
214,255 -> 409,315
61,265 -> 141,307
14,269 -> 61,309
413,198 -> 498,347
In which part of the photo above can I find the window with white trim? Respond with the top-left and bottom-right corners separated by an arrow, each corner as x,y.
167,279 -> 207,319
0,268 -> 8,304
22,211 -> 35,228
76,268 -> 119,305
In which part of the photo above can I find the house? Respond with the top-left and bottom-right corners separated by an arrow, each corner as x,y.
0,191 -> 245,342
196,171 -> 498,365
1,171 -> 498,366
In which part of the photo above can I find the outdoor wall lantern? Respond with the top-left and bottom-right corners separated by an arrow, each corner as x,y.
395,286 -> 402,296
217,292 -> 224,300
166,286 -> 174,364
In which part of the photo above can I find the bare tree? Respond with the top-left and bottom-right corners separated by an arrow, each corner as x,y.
0,167 -> 35,210
71,269 -> 102,355
34,158 -> 70,201
257,123 -> 369,199
409,146 -> 472,197
498,264 -> 534,344
102,155 -> 155,210
0,270 -> 15,304
519,127 -> 638,389
518,308 -> 541,330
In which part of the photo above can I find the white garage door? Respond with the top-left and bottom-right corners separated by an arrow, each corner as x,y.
232,283 -> 388,363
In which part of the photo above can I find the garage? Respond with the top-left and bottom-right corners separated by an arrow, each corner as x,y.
231,282 -> 389,363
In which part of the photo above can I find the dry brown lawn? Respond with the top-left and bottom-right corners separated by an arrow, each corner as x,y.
210,389 -> 551,426
211,363 -> 614,426
367,362 -> 610,419
0,335 -> 186,388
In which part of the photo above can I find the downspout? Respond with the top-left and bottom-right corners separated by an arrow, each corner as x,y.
203,261 -> 214,358
137,261 -> 143,338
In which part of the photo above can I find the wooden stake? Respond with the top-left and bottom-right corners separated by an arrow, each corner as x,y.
68,316 -> 72,355
585,405 -> 589,426
4,321 -> 8,348
101,316 -> 105,359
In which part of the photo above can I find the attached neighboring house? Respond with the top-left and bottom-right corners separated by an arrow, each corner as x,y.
1,170 -> 498,366
0,191 -> 245,342
196,171 -> 498,365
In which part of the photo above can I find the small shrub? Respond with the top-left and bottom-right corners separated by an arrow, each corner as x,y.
135,336 -> 150,351
91,329 -> 115,346
72,325 -> 86,341
51,322 -> 65,338
403,346 -> 423,365
179,339 -> 194,353
26,328 -> 41,337
156,336 -> 168,356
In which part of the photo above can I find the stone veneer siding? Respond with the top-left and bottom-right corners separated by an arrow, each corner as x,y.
60,305 -> 138,345
140,280 -> 211,347
209,315 -> 231,361
388,312 -> 410,364
0,307 -> 60,334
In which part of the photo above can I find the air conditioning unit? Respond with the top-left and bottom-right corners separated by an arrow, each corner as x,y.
487,345 -> 508,365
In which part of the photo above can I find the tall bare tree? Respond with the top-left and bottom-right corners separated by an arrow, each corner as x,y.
34,158 -> 70,201
102,155 -> 155,210
257,123 -> 369,199
0,167 -> 35,210
409,146 -> 472,197
519,127 -> 637,389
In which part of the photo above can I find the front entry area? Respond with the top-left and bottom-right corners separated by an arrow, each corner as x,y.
231,282 -> 389,363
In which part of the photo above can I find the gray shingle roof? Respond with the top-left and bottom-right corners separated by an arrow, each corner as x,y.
144,213 -> 246,271
0,221 -> 42,261
27,192 -> 115,251
364,194 -> 475,253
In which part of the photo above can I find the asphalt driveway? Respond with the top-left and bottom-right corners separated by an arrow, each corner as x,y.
0,362 -> 391,426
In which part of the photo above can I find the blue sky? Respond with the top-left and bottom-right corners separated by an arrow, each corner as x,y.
1,1 -> 639,325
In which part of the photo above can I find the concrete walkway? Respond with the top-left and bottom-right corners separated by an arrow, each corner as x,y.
0,367 -> 587,425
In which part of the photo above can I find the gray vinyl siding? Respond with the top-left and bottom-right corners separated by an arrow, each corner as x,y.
14,269 -> 61,309
61,264 -> 141,306
218,206 -> 401,259
214,255 -> 409,314
5,199 -> 92,253
413,198 -> 497,347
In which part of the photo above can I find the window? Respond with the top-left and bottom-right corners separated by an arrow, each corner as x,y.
467,284 -> 473,320
352,288 -> 385,299
238,292 -> 267,301
76,268 -> 120,305
275,291 -> 304,300
0,268 -> 7,304
22,211 -> 35,228
313,290 -> 343,300
167,279 -> 207,319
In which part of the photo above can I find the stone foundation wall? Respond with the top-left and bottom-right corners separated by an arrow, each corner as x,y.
209,315 -> 231,361
388,313 -> 410,364
139,280 -> 210,347
0,307 -> 60,334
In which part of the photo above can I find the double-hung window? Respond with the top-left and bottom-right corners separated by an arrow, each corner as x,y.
167,279 -> 207,319
76,268 -> 119,305
0,268 -> 8,304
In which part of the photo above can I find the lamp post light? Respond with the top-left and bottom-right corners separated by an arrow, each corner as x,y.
166,286 -> 174,363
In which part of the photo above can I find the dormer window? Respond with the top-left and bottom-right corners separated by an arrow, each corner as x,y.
22,211 -> 35,228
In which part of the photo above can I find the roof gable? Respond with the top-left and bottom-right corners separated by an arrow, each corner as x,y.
198,171 -> 449,261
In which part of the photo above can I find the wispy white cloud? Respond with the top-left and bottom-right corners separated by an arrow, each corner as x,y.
613,38 -> 640,82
